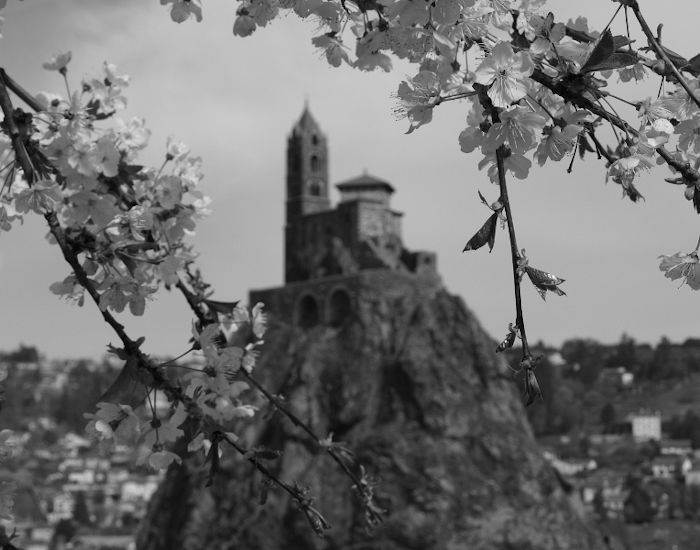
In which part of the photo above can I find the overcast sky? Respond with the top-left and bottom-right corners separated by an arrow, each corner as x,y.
0,0 -> 698,359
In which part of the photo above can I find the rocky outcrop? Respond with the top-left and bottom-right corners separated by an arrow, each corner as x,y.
137,273 -> 601,550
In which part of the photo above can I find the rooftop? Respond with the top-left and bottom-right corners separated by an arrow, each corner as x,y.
336,172 -> 395,194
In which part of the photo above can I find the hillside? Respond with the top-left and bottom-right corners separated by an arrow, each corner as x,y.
137,274 -> 601,550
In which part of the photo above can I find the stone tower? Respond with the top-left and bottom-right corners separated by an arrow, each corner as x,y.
285,107 -> 331,281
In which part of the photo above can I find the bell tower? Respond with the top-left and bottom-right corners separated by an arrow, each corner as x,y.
285,105 -> 330,220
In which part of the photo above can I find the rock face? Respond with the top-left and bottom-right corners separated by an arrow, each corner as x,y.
137,273 -> 601,550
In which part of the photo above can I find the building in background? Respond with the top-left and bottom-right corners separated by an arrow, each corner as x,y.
251,107 -> 440,326
630,412 -> 661,442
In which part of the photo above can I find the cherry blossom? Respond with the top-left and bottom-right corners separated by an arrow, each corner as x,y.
659,249 -> 700,289
42,51 -> 72,73
161,0 -> 203,23
482,106 -> 546,155
475,42 -> 535,109
395,71 -> 442,133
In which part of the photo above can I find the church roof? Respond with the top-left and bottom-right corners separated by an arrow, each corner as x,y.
292,105 -> 322,135
336,173 -> 395,193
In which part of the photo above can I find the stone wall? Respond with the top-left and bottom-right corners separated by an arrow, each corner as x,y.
250,268 -> 443,328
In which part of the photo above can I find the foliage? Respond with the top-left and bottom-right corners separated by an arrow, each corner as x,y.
1,0 -> 700,539
71,491 -> 91,526
664,410 -> 700,448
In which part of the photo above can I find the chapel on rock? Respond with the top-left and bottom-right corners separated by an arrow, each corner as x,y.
249,107 -> 439,328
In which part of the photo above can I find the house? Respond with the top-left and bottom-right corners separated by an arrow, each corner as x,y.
603,491 -> 627,519
543,451 -> 597,477
121,476 -> 159,502
660,438 -> 692,456
630,412 -> 661,442
581,470 -> 626,519
60,432 -> 91,457
67,470 -> 95,485
590,480 -> 627,519
600,366 -> 634,390
650,455 -> 692,479
685,463 -> 700,485
46,492 -> 73,523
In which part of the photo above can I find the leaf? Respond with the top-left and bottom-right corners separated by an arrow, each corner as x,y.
580,30 -> 614,73
583,52 -> 637,73
659,44 -> 688,69
496,323 -> 518,353
259,481 -> 269,506
205,440 -> 220,487
204,299 -> 240,316
524,369 -> 542,406
523,266 -> 566,300
99,355 -> 149,409
463,213 -> 498,253
578,134 -> 594,160
685,53 -> 700,76
612,35 -> 633,49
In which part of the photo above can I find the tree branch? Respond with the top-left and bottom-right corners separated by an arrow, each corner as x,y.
531,69 -> 700,185
0,69 -> 44,112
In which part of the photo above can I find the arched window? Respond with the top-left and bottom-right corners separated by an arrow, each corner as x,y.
310,154 -> 320,172
327,288 -> 352,328
309,181 -> 321,196
296,294 -> 320,328
311,134 -> 319,146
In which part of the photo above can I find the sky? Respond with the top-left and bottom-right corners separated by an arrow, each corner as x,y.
0,0 -> 698,359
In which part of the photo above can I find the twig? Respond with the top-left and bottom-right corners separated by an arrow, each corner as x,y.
586,126 -> 616,164
627,0 -> 700,111
494,144 -> 530,359
0,71 -> 35,184
220,432 -> 331,535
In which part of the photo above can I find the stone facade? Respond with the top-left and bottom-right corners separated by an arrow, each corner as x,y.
251,107 -> 439,324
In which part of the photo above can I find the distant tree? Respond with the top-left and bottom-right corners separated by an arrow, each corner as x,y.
600,402 -> 617,431
52,361 -> 114,432
50,519 -> 77,550
624,482 -> 656,524
592,490 -> 607,520
683,339 -> 700,348
523,354 -> 579,435
606,334 -> 637,371
645,337 -> 688,380
684,412 -> 700,449
72,491 -> 91,526
681,485 -> 700,519
561,339 -> 605,386
2,344 -> 40,363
